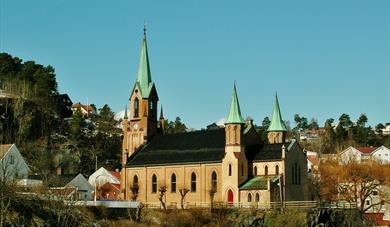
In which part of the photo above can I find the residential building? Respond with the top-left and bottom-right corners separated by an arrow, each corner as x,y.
49,173 -> 93,201
71,102 -> 96,116
0,144 -> 29,180
339,146 -> 390,164
88,167 -> 120,188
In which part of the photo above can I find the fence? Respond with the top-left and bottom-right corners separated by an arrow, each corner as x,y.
72,200 -> 357,210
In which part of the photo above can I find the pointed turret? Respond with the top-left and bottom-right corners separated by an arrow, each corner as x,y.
226,83 -> 245,124
159,106 -> 165,133
268,94 -> 287,132
267,94 -> 287,144
136,31 -> 153,98
124,105 -> 128,119
159,106 -> 164,120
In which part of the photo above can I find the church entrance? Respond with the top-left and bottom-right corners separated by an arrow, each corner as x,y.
227,189 -> 234,204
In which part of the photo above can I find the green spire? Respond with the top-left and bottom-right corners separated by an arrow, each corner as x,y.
124,105 -> 128,119
226,83 -> 245,124
136,30 -> 153,98
267,94 -> 287,131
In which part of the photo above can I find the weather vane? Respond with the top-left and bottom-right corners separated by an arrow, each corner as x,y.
143,21 -> 147,35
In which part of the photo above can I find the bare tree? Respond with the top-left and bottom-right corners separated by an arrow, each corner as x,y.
320,158 -> 390,214
158,185 -> 167,211
179,188 -> 190,210
130,184 -> 139,201
209,186 -> 217,212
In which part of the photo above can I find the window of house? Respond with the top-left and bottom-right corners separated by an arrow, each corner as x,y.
298,166 -> 301,185
248,193 -> 252,202
134,98 -> 139,118
292,166 -> 295,184
10,155 -> 14,165
152,174 -> 157,193
366,200 -> 370,206
171,173 -> 176,193
255,193 -> 260,202
373,190 -> 379,196
275,165 -> 279,175
149,101 -> 154,117
211,171 -> 217,191
191,172 -> 196,192
228,164 -> 232,176
254,166 -> 257,176
294,162 -> 298,185
264,165 -> 268,176
133,175 -> 139,189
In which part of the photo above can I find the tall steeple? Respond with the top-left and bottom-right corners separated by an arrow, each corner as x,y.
226,83 -> 245,124
268,93 -> 287,132
136,28 -> 153,98
267,93 -> 287,144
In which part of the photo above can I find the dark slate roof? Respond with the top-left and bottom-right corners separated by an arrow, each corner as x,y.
126,129 -> 226,167
47,174 -> 78,187
253,142 -> 292,161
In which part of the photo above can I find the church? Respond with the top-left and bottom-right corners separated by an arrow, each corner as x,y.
120,30 -> 307,206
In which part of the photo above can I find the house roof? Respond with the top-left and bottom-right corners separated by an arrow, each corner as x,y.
252,142 -> 292,161
225,84 -> 245,124
0,144 -> 12,159
48,174 -> 78,187
71,102 -> 95,112
307,155 -> 319,165
126,129 -> 226,167
240,175 -> 279,190
110,171 -> 120,180
356,147 -> 377,154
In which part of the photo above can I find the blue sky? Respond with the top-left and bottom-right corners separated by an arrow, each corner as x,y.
1,0 -> 389,129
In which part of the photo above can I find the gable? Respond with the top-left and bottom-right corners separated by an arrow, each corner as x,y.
67,174 -> 93,191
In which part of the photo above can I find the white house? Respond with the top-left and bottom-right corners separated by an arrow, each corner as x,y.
382,124 -> 390,136
0,144 -> 29,179
339,146 -> 390,164
371,146 -> 390,163
88,167 -> 120,188
339,146 -> 376,164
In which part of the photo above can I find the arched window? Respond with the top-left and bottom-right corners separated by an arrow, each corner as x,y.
264,165 -> 268,176
298,166 -> 301,185
254,166 -> 257,176
211,171 -> 217,191
149,101 -> 154,117
133,175 -> 139,189
134,97 -> 139,118
255,193 -> 260,202
294,162 -> 298,185
275,165 -> 279,175
248,193 -> 252,202
171,173 -> 176,193
152,174 -> 157,193
191,172 -> 197,192
228,164 -> 232,176
292,166 -> 295,184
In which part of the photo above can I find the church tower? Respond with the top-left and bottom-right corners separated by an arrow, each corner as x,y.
122,29 -> 159,165
267,94 -> 287,144
222,84 -> 248,203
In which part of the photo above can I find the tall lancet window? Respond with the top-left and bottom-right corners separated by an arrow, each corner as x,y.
134,97 -> 139,118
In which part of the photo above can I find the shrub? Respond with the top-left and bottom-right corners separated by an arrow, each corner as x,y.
265,209 -> 307,227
